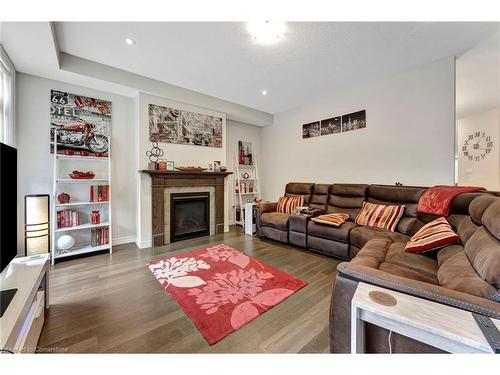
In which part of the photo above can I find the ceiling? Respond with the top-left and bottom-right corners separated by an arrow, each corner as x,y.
1,22 -> 499,117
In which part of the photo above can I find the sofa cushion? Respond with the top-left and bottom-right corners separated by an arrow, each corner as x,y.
276,195 -> 303,214
351,239 -> 438,284
326,184 -> 368,219
311,213 -> 349,226
285,182 -> 314,205
355,201 -> 405,232
456,216 -> 480,245
404,217 -> 460,253
465,227 -> 500,289
260,212 -> 290,230
350,226 -> 410,249
437,244 -> 464,267
308,220 -> 357,242
438,251 -> 498,299
308,184 -> 330,210
386,242 -> 439,278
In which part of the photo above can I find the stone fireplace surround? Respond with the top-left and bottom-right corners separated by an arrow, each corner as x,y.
139,170 -> 232,247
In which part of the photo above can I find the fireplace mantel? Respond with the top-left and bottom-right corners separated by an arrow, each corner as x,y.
139,170 -> 232,246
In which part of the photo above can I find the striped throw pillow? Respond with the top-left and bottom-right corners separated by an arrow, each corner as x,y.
404,217 -> 460,253
276,195 -> 304,214
355,201 -> 405,232
311,213 -> 350,226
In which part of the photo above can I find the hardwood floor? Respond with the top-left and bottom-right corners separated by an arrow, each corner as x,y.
38,227 -> 341,353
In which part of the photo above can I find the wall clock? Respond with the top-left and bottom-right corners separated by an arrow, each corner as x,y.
462,131 -> 494,162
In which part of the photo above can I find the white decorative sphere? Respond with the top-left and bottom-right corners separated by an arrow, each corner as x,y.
57,235 -> 75,250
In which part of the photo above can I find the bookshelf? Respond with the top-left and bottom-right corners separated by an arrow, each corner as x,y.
51,130 -> 112,265
233,152 -> 261,226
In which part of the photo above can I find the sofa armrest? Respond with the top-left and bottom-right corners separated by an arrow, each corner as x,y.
308,208 -> 325,216
259,201 -> 278,214
337,262 -> 500,318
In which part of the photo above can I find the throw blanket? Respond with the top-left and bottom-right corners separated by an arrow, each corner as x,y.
417,185 -> 485,216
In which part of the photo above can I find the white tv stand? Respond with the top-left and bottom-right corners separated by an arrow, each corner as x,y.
0,254 -> 49,353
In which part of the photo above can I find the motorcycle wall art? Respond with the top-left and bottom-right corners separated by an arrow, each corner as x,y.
50,90 -> 111,156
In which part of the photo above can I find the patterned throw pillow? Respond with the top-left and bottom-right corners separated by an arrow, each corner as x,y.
405,217 -> 460,253
311,213 -> 350,227
276,195 -> 304,214
355,201 -> 405,232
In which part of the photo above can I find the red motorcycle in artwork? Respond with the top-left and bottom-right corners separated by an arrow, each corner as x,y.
51,121 -> 109,154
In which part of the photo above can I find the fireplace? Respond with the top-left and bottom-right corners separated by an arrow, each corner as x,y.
170,192 -> 210,242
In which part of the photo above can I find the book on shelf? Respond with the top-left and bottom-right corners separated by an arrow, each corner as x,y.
91,226 -> 109,247
90,184 -> 109,202
57,210 -> 80,228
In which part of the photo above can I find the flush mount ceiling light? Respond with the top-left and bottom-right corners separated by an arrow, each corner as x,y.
262,90 -> 267,96
247,21 -> 286,44
125,37 -> 136,45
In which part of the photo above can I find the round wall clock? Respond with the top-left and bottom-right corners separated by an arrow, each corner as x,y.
462,131 -> 494,162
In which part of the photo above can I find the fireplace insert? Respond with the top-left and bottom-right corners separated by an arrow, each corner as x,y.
170,192 -> 210,242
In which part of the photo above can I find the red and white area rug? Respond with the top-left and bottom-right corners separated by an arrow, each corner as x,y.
147,244 -> 308,344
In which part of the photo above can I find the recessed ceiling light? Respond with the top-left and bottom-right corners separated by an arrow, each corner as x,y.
247,21 -> 286,45
262,90 -> 267,96
125,38 -> 135,45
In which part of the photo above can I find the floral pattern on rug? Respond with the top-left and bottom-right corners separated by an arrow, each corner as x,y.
147,244 -> 308,344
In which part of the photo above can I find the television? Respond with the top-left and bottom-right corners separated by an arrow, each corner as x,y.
0,142 -> 17,273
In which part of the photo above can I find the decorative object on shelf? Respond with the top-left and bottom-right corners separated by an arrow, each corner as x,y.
303,110 -> 366,139
395,181 -> 403,186
57,234 -> 75,252
166,160 -> 175,171
158,159 -> 167,171
214,161 -> 221,172
220,165 -> 227,172
149,104 -> 223,148
146,140 -> 164,170
462,131 -> 494,162
25,194 -> 50,256
89,184 -> 109,202
91,210 -> 101,225
64,149 -> 75,156
248,182 -> 254,193
175,166 -> 207,172
242,172 -> 250,180
95,152 -> 105,157
50,90 -> 111,156
79,150 -> 89,156
208,163 -> 213,171
238,141 -> 253,165
57,210 -> 80,228
56,192 -> 70,204
233,151 -> 261,227
91,227 -> 109,246
69,170 -> 95,179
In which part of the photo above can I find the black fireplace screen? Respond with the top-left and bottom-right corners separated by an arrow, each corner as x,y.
170,192 -> 210,242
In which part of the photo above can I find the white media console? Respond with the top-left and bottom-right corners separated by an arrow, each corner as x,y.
0,254 -> 49,353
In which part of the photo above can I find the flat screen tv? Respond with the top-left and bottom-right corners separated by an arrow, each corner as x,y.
0,142 -> 17,273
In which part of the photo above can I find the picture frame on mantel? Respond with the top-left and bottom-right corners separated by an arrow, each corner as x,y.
166,160 -> 175,171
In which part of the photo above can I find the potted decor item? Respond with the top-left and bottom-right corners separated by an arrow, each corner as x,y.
91,210 -> 101,224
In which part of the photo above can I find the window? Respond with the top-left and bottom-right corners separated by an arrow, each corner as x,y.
0,44 -> 15,146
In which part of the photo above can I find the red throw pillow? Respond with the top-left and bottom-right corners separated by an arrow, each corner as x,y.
404,217 -> 460,253
276,195 -> 304,214
355,201 -> 405,232
311,213 -> 350,226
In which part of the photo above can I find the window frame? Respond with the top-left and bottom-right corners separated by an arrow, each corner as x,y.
0,44 -> 16,146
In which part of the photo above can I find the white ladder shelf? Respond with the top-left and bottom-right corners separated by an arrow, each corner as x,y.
233,152 -> 261,226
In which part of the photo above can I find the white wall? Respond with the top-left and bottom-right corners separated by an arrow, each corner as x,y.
457,108 -> 500,190
226,120 -> 262,224
260,57 -> 456,201
16,73 -> 137,254
136,93 -> 229,247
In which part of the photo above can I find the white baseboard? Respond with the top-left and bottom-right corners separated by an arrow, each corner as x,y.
136,239 -> 152,249
112,236 -> 137,246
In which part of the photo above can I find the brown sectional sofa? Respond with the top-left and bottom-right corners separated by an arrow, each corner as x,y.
256,182 -> 500,353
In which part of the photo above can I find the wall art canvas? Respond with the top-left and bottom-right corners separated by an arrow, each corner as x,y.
320,116 -> 341,136
149,104 -> 223,148
302,121 -> 321,139
50,90 -> 112,156
341,110 -> 366,132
